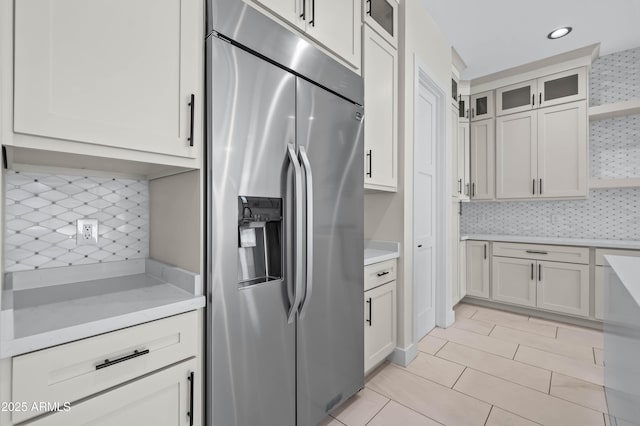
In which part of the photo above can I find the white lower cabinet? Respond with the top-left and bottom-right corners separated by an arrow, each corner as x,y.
492,256 -> 536,307
466,241 -> 490,298
28,358 -> 198,426
537,261 -> 589,316
364,260 -> 397,374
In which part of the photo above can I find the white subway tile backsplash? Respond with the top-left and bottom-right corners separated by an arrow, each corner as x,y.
4,170 -> 149,272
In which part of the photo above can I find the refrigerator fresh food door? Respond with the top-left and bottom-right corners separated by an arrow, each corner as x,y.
295,78 -> 365,426
207,36 -> 297,426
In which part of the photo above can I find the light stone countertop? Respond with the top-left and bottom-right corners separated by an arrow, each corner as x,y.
1,259 -> 204,358
365,240 -> 400,266
461,234 -> 640,250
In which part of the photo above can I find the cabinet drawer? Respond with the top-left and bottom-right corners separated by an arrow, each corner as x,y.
595,248 -> 640,266
492,242 -> 589,264
364,259 -> 397,291
12,311 -> 198,423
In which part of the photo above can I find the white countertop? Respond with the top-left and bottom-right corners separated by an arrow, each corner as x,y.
365,240 -> 400,266
1,259 -> 204,358
462,234 -> 640,250
606,255 -> 640,306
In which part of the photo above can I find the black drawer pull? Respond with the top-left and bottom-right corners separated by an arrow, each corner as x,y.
187,94 -> 195,147
366,297 -> 372,326
377,271 -> 390,277
539,264 -> 542,282
526,250 -> 548,255
531,263 -> 534,280
187,371 -> 195,426
96,349 -> 150,370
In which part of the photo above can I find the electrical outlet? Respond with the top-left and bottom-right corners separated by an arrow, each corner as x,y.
77,219 -> 98,245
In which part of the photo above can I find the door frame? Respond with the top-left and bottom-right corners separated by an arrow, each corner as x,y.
412,58 -> 452,343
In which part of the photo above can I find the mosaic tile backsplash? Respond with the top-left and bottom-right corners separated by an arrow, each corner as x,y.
5,170 -> 149,272
462,46 -> 640,241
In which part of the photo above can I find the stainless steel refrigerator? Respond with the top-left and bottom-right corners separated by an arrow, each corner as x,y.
205,1 -> 365,425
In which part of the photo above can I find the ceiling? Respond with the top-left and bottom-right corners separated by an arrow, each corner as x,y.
420,0 -> 640,80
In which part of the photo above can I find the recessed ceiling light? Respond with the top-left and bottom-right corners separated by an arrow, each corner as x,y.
547,27 -> 572,39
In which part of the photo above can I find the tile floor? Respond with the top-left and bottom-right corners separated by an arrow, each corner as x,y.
321,303 -> 609,426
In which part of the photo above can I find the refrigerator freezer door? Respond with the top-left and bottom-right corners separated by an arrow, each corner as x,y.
295,78 -> 365,426
207,36 -> 297,426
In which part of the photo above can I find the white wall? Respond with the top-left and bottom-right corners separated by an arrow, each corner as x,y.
364,0 -> 452,352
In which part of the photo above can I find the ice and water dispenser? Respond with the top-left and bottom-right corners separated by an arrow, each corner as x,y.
237,196 -> 282,286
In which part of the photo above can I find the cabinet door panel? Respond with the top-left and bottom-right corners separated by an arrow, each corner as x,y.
537,101 -> 587,198
363,0 -> 398,47
537,261 -> 589,317
14,0 -> 200,158
451,104 -> 461,197
497,80 -> 537,116
305,0 -> 361,68
451,202 -> 461,304
492,257 -> 536,307
539,68 -> 587,108
466,241 -> 489,298
250,0 -> 304,30
29,359 -> 197,426
470,119 -> 495,200
363,26 -> 397,191
471,91 -> 494,121
364,281 -> 396,373
496,111 -> 537,199
458,121 -> 470,200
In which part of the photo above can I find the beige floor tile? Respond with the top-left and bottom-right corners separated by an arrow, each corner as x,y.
515,346 -> 604,386
557,326 -> 604,349
473,310 -> 557,338
454,303 -> 479,319
429,327 -> 518,359
403,352 -> 465,388
330,388 -> 389,426
318,416 -> 346,426
367,401 -> 441,426
594,348 -> 604,367
472,305 -> 530,322
437,342 -> 551,393
452,317 -> 495,335
550,372 -> 608,413
367,364 -> 491,426
417,335 -> 447,355
454,369 -> 604,426
485,407 -> 540,426
490,326 -> 594,362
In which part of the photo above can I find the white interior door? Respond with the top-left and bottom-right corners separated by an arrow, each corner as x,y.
413,79 -> 437,340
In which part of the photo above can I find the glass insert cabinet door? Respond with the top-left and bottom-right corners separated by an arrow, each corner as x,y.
496,80 -> 537,116
470,90 -> 494,121
364,0 -> 398,46
538,68 -> 586,108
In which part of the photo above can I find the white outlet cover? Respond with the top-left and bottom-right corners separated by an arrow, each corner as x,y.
77,219 -> 99,245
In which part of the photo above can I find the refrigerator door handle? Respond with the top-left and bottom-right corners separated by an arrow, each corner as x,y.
298,146 -> 314,319
287,144 -> 304,324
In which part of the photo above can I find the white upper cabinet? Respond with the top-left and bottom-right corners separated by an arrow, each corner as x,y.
496,68 -> 586,116
470,119 -> 495,200
305,0 -> 361,69
252,0 -> 361,70
537,101 -> 588,198
363,25 -> 397,192
363,0 -> 398,47
496,80 -> 538,116
458,95 -> 470,123
13,0 -> 202,160
496,110 -> 538,199
470,91 -> 494,121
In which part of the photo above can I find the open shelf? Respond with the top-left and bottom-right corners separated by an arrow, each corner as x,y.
589,99 -> 640,121
589,178 -> 640,189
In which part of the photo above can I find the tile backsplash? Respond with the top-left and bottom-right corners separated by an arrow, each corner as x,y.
462,46 -> 640,241
5,170 -> 149,272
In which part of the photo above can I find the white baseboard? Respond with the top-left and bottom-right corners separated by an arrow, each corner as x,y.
445,308 -> 455,327
389,344 -> 418,367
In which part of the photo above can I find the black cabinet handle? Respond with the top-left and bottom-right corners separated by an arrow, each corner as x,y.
531,263 -> 534,280
366,297 -> 372,326
95,349 -> 149,370
300,0 -> 306,20
539,178 -> 543,195
187,371 -> 194,426
472,182 -> 476,197
532,94 -> 535,106
459,200 -> 462,216
309,0 -> 315,26
466,109 -> 469,119
366,150 -> 372,178
187,94 -> 195,147
472,108 -> 475,118
539,264 -> 542,282
533,179 -> 536,195
366,0 -> 371,16
418,244 -> 423,248
458,179 -> 462,194
465,183 -> 470,196
484,244 -> 487,259
539,93 -> 542,105
377,271 -> 390,277
526,250 -> 548,255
